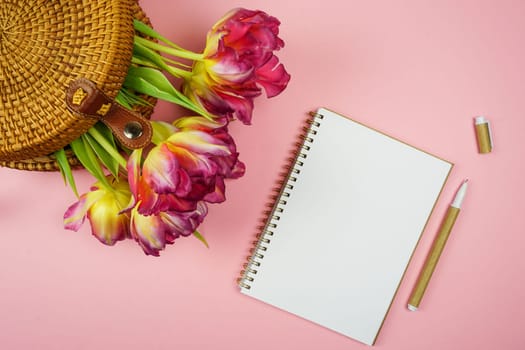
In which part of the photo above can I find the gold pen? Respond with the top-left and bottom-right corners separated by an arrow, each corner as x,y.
408,179 -> 468,311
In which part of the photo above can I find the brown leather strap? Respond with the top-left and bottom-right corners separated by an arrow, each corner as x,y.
65,78 -> 152,149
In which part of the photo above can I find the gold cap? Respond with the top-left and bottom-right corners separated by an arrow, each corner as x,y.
474,116 -> 493,154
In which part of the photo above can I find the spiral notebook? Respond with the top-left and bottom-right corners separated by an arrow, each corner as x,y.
238,108 -> 452,345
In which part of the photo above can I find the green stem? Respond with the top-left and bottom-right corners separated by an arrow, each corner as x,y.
162,56 -> 193,69
87,128 -> 128,169
131,56 -> 192,80
135,36 -> 204,61
165,64 -> 191,80
130,56 -> 159,69
133,19 -> 186,51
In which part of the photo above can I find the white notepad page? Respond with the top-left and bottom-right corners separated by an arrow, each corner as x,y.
240,108 -> 452,345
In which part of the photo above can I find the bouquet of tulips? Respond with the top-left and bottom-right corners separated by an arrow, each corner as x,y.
61,8 -> 290,256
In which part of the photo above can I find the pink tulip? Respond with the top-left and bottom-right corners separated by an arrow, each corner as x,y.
128,119 -> 245,217
130,201 -> 208,256
183,8 -> 290,124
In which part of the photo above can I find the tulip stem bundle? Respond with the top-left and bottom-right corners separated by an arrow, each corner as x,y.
134,35 -> 204,62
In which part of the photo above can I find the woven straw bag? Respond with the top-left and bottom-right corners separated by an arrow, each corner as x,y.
0,0 -> 156,171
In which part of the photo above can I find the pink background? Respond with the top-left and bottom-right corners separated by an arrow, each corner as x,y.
1,0 -> 524,349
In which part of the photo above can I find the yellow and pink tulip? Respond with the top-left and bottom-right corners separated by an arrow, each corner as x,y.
183,8 -> 290,124
63,177 -> 131,246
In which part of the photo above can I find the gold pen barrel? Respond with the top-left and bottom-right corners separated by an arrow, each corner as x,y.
408,206 -> 460,310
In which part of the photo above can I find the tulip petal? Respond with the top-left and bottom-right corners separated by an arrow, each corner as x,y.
142,144 -> 181,194
168,130 -> 231,156
127,149 -> 142,197
167,146 -> 219,177
174,169 -> 192,197
130,206 -> 166,256
217,90 -> 255,124
88,198 -> 129,245
208,50 -> 254,84
203,176 -> 226,203
161,202 -> 208,239
64,192 -> 101,231
230,159 -> 246,178
137,186 -> 197,215
172,116 -> 226,132
255,55 -> 291,98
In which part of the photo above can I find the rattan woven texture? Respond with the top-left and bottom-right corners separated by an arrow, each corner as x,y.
0,0 -> 136,165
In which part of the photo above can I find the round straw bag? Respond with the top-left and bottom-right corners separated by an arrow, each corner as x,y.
0,0 -> 156,171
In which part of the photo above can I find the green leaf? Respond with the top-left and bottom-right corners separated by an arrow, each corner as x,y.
54,148 -> 79,197
193,230 -> 209,248
117,87 -> 153,108
70,136 -> 110,188
83,132 -> 119,179
124,66 -> 213,119
115,90 -> 133,109
94,122 -> 115,143
87,125 -> 128,169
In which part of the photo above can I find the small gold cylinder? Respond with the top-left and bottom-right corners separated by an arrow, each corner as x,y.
408,206 -> 460,310
474,117 -> 492,153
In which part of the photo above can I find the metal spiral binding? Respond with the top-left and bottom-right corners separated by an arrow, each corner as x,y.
238,112 -> 324,290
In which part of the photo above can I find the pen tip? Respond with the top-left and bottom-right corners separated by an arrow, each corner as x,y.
408,304 -> 418,312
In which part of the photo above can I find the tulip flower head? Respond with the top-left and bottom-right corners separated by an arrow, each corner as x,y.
128,118 -> 245,217
183,8 -> 291,124
129,201 -> 208,256
64,177 -> 131,246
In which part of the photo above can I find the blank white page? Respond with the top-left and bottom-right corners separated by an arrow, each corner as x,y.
240,108 -> 452,345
